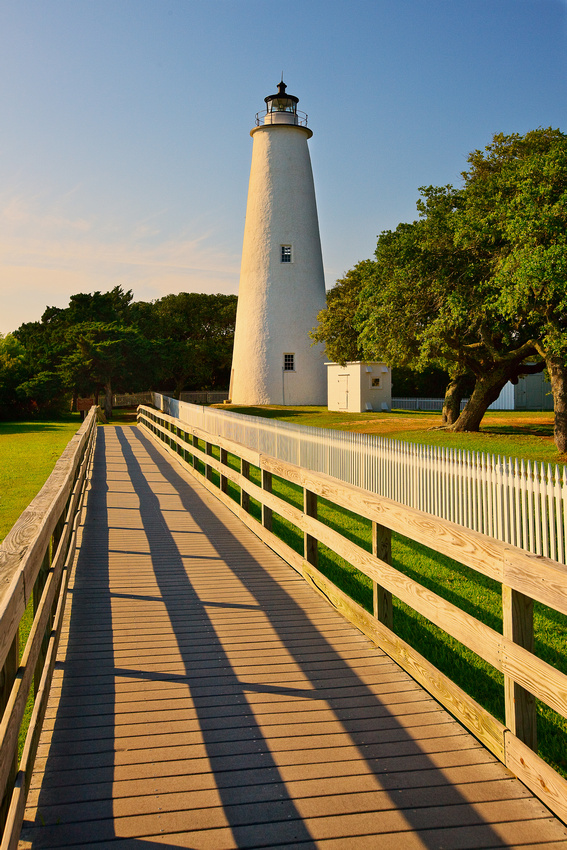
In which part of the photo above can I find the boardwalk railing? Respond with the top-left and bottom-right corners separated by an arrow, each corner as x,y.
152,392 -> 567,565
0,407 -> 97,850
138,403 -> 567,824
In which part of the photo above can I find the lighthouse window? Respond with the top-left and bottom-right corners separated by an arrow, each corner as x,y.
283,353 -> 295,371
281,245 -> 292,263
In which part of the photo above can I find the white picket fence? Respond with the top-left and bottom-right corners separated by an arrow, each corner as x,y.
151,392 -> 567,565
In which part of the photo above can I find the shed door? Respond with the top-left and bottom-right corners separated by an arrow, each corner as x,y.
337,375 -> 349,410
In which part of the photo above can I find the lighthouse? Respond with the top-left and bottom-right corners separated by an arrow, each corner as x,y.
229,81 -> 327,406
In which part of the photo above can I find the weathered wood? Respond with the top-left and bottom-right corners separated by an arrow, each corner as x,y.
0,408 -> 96,847
258,453 -> 567,617
137,411 -> 567,827
33,549 -> 51,696
220,448 -> 229,495
0,635 -> 18,832
139,414 -> 567,726
151,409 -> 567,623
205,442 -> 214,482
301,561 -> 508,762
505,731 -> 567,825
262,470 -> 272,532
304,489 -> 317,568
24,424 -> 567,850
372,522 -> 393,630
241,460 -> 250,514
3,527 -> 77,850
503,585 -> 536,751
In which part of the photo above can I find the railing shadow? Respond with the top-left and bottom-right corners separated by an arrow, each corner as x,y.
21,426 -> 519,848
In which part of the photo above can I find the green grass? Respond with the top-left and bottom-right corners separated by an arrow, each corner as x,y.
0,415 -> 83,543
218,405 -> 562,466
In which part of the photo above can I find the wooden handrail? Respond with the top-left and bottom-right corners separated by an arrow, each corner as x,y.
138,404 -> 567,824
0,407 -> 98,849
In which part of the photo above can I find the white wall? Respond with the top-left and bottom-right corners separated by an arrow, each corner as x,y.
230,122 -> 327,406
327,362 -> 392,412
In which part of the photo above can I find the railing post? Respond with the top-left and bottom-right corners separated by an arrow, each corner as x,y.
304,489 -> 318,567
262,470 -> 272,532
502,585 -> 537,750
34,547 -> 51,695
205,442 -> 214,482
0,632 -> 18,830
192,435 -> 199,470
241,459 -> 250,513
220,448 -> 228,494
372,521 -> 393,630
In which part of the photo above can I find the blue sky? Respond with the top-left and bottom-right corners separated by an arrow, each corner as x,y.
1,0 -> 565,334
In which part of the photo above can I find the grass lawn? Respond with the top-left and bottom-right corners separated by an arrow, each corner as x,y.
0,415 -> 83,543
218,405 -> 562,467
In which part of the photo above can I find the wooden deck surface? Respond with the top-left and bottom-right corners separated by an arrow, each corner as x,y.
19,425 -> 567,849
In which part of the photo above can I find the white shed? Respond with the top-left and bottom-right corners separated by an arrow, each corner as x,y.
327,362 -> 392,413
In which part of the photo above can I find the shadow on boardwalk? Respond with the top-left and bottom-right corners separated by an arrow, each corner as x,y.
20,426 -> 565,849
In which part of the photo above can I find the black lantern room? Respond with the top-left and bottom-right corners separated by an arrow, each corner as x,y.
264,80 -> 299,116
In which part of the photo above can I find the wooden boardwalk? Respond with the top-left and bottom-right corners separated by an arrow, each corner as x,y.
19,426 -> 567,849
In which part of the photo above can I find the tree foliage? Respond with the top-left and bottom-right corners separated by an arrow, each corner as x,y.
313,128 -> 567,448
6,287 -> 237,420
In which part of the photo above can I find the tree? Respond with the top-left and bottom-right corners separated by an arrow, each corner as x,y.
60,321 -> 156,419
143,293 -> 237,398
456,129 -> 567,450
314,134 -> 565,436
14,287 -> 156,418
310,261 -> 374,365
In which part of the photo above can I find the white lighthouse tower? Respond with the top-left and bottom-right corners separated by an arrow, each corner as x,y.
229,81 -> 327,406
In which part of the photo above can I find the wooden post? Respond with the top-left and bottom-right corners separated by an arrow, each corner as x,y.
205,442 -> 214,482
220,448 -> 228,494
34,548 -> 51,695
372,521 -> 393,630
0,633 -> 18,831
262,470 -> 272,532
503,585 -> 537,750
241,459 -> 250,513
192,434 -> 199,470
304,489 -> 318,567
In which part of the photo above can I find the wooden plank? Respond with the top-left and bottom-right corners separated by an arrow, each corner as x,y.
69,424 -> 565,847
502,584 -> 537,750
140,420 -> 567,726
261,470 -> 272,532
0,409 -> 96,671
300,561 -> 507,762
303,489 -> 317,567
372,521 -> 393,630
259,452 -> 567,616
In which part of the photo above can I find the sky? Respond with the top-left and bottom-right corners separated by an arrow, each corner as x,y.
0,0 -> 566,334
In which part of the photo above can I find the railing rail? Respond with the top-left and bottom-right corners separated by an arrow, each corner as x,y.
151,392 -> 567,565
138,403 -> 567,825
0,407 -> 98,849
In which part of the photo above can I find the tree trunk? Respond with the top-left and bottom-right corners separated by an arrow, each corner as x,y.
104,379 -> 113,420
442,373 -> 467,425
449,370 -> 511,432
547,355 -> 567,454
